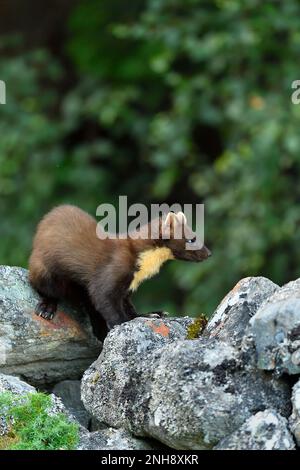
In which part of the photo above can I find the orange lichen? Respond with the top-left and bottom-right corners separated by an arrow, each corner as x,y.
146,320 -> 170,337
32,310 -> 86,340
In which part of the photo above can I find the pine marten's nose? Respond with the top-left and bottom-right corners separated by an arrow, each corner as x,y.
200,245 -> 211,259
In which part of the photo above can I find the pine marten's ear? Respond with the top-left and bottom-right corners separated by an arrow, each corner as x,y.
164,211 -> 187,228
164,212 -> 176,228
162,212 -> 175,239
162,211 -> 186,239
176,211 -> 187,225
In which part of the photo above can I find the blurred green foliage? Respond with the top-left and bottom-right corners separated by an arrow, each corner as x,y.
1,0 -> 300,317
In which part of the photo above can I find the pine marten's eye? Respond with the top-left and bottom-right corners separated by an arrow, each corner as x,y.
186,237 -> 197,244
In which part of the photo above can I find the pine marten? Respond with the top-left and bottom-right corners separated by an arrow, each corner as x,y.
29,205 -> 211,335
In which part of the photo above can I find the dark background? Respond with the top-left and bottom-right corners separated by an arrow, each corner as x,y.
0,0 -> 300,317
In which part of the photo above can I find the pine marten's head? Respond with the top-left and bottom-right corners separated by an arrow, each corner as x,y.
159,211 -> 211,263
129,211 -> 211,292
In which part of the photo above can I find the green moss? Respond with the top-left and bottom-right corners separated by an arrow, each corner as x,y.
186,315 -> 208,340
92,371 -> 100,384
0,391 -> 79,450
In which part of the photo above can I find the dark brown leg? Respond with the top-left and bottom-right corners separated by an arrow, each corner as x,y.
88,270 -> 136,330
123,296 -> 138,320
89,287 -> 130,331
31,274 -> 67,321
35,298 -> 58,320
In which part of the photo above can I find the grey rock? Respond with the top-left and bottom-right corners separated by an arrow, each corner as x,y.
0,372 -> 35,395
81,317 -> 290,450
52,380 -> 91,428
215,410 -> 295,450
0,266 -> 101,385
289,379 -> 300,446
250,278 -> 300,374
264,278 -> 300,304
78,428 -> 158,450
89,416 -> 105,432
205,277 -> 278,345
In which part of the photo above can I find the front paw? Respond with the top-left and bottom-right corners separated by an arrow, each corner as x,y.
147,311 -> 169,319
35,300 -> 57,320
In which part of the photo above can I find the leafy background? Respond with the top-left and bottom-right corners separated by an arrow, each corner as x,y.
0,0 -> 300,318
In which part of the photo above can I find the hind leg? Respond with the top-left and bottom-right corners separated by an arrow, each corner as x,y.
29,260 -> 67,321
35,297 -> 57,320
32,274 -> 64,320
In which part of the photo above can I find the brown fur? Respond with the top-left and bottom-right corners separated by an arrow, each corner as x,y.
29,204 -> 211,334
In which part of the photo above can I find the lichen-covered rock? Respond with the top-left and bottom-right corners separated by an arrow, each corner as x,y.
215,410 -> 295,450
0,266 -> 101,385
81,317 -> 290,450
52,380 -> 91,428
250,278 -> 300,375
77,428 -> 159,450
289,379 -> 300,446
0,372 -> 35,396
205,277 -> 278,345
